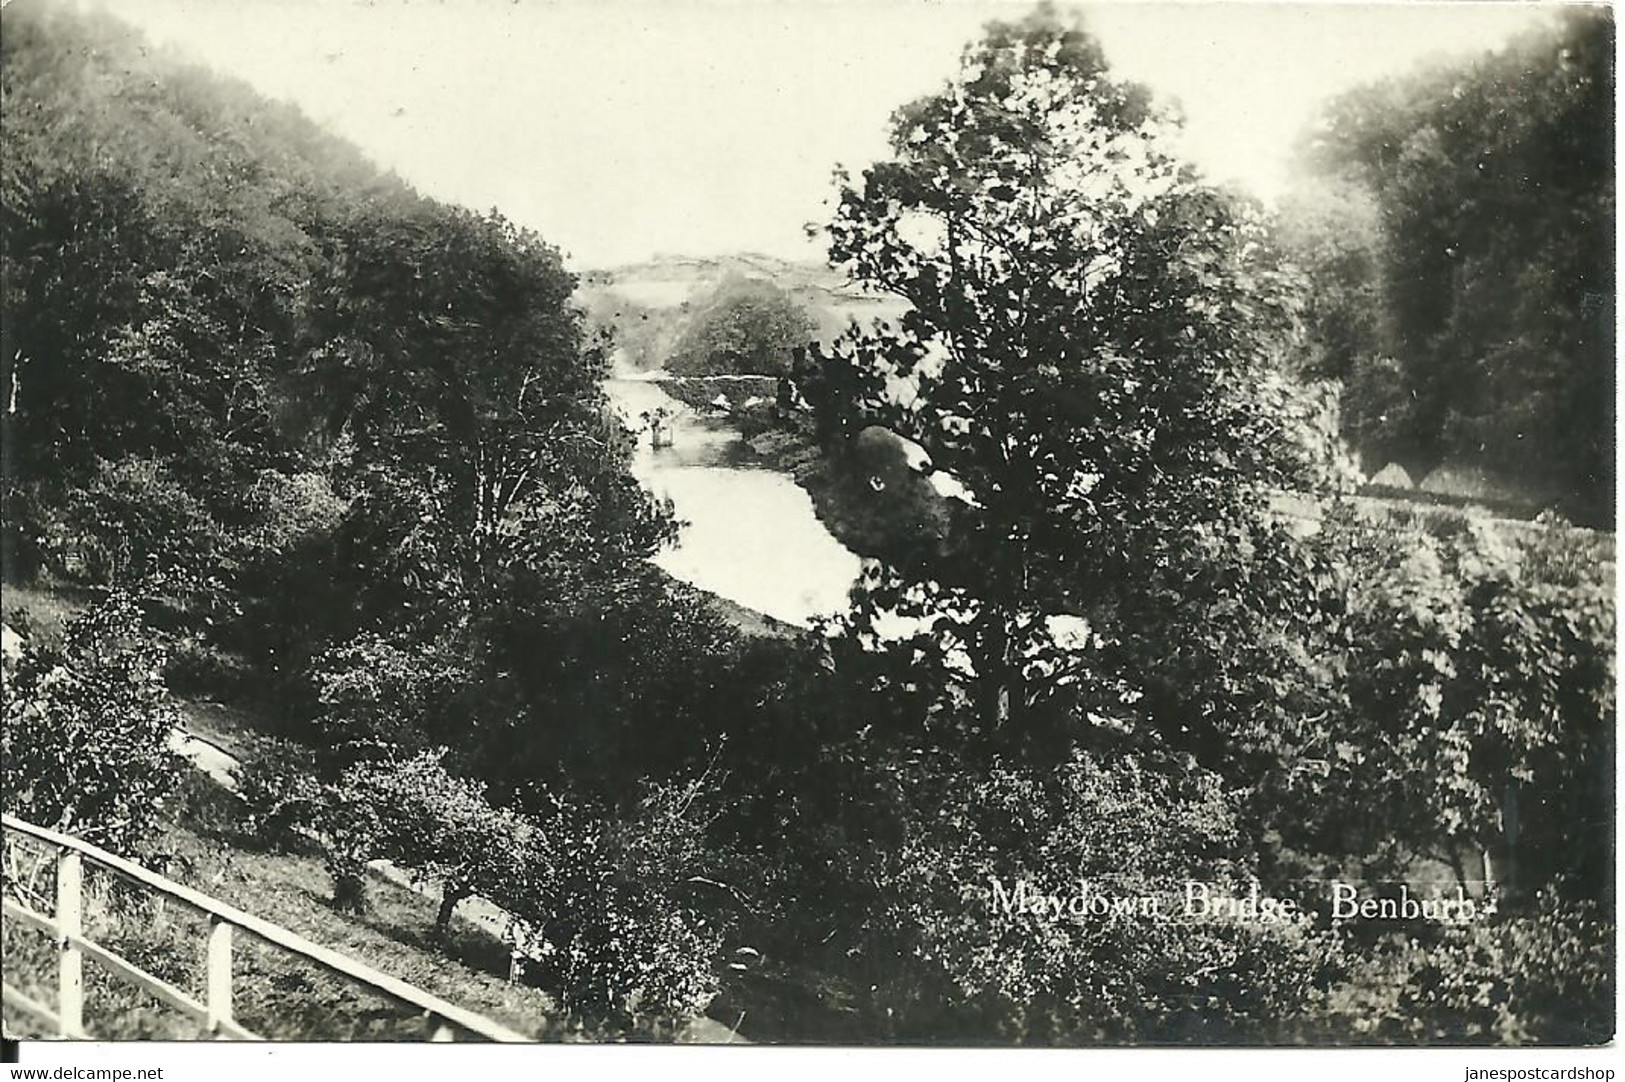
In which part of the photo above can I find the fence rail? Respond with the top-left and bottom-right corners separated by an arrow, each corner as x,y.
0,813 -> 529,1042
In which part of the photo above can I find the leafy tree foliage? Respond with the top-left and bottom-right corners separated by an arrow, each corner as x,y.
234,744 -> 729,1026
58,456 -> 229,589
303,204 -> 672,628
877,748 -> 1343,1041
500,774 -> 726,1027
303,635 -> 468,766
1267,510 -> 1616,903
1289,9 -> 1614,522
763,8 -> 1615,1043
233,739 -> 330,851
730,7 -> 1355,1041
1267,178 -> 1384,390
2,1 -> 675,659
792,6 -> 1320,759
222,470 -> 349,696
1393,882 -> 1612,1044
338,750 -> 536,933
1,5 -> 701,798
0,3 -> 389,580
1,593 -> 182,854
667,274 -> 816,376
462,565 -> 748,806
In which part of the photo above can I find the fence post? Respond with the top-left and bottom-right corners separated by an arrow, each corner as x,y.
55,847 -> 84,1039
423,1011 -> 455,1042
205,918 -> 234,1037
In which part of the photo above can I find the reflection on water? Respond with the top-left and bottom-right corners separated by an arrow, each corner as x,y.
605,377 -> 861,627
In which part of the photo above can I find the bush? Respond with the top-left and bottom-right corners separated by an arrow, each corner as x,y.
298,751 -> 725,1029
303,634 -> 466,764
337,749 -> 535,933
500,777 -> 726,1029
234,744 -> 328,851
0,591 -> 182,854
320,787 -> 381,916
241,470 -> 346,555
875,747 -> 1345,1042
220,470 -> 351,697
1282,511 -> 1616,896
666,274 -> 815,377
162,635 -> 253,698
1391,885 -> 1613,1044
59,456 -> 229,586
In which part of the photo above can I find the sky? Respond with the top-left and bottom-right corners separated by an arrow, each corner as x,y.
79,0 -> 1561,270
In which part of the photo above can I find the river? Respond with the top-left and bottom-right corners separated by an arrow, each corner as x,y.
604,376 -> 862,627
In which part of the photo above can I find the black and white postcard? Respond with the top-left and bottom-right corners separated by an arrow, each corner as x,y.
0,0 -> 1615,1073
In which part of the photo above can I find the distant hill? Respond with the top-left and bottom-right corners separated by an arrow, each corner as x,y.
578,253 -> 908,372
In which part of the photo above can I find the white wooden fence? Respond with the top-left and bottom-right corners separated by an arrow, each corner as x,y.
0,814 -> 529,1042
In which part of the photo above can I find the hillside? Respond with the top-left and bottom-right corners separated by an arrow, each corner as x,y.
3,3 -> 761,1041
578,253 -> 909,372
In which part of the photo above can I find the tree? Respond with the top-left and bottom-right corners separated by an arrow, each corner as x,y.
338,750 -> 535,934
1,3 -> 396,691
1394,883 -> 1612,1044
877,747 -> 1342,1041
1298,9 -> 1614,521
1270,178 -> 1384,386
1,593 -> 182,854
303,203 -> 675,633
793,6 -> 1319,756
498,773 -> 726,1027
0,3 -> 359,584
303,634 -> 467,765
667,274 -> 816,376
1267,510 -> 1616,903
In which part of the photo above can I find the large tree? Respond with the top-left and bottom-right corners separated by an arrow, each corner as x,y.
1293,8 -> 1614,522
794,7 -> 1321,758
667,274 -> 815,376
301,203 -> 674,632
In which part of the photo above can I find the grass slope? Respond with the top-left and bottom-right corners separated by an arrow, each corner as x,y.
2,775 -> 564,1041
3,582 -> 747,1042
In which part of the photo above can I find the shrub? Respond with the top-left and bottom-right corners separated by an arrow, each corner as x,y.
500,778 -> 726,1028
320,787 -> 381,916
241,470 -> 346,555
1284,511 -> 1616,896
666,274 -> 815,377
303,753 -> 725,1029
303,634 -> 466,764
162,635 -> 253,698
59,456 -> 228,586
337,749 -> 535,933
875,747 -> 1345,1042
1391,885 -> 1613,1045
0,591 -> 182,854
224,470 -> 350,695
234,744 -> 328,851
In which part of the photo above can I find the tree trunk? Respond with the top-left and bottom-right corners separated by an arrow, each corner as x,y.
1446,846 -> 1469,895
435,884 -> 470,935
979,606 -> 1020,733
1501,781 -> 1520,899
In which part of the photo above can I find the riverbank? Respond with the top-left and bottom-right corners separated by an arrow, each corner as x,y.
612,371 -> 952,568
604,376 -> 863,627
651,374 -> 779,415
